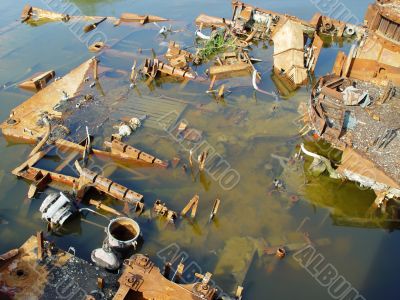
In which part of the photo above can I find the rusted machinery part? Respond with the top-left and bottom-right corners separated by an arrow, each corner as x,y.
29,118 -> 51,158
276,247 -> 286,259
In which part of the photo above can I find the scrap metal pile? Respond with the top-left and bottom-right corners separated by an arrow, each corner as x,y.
301,0 -> 400,214
0,0 -> 399,299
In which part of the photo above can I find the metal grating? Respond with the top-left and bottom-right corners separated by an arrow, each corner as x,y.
112,94 -> 187,131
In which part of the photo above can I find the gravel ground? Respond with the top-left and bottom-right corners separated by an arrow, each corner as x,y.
320,79 -> 400,183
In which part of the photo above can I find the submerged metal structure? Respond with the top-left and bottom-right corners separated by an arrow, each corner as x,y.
304,0 -> 400,209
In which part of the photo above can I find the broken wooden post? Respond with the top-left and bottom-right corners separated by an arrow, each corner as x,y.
130,59 -> 137,83
36,231 -> 44,260
93,57 -> 99,80
180,195 -> 199,219
217,84 -> 225,99
82,127 -> 91,167
236,286 -> 244,300
163,262 -> 172,279
189,149 -> 195,176
97,277 -> 104,289
209,198 -> 220,222
209,75 -> 217,91
174,261 -> 184,283
198,151 -> 208,171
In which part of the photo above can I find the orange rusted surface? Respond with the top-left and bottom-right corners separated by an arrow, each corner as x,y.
337,148 -> 400,190
119,13 -> 168,24
18,70 -> 55,92
336,0 -> 400,85
1,58 -> 95,143
113,254 -> 216,300
105,138 -> 169,168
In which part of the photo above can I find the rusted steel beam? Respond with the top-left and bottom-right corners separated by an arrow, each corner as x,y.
12,149 -> 51,176
14,162 -> 144,209
22,6 -> 118,23
16,167 -> 78,187
56,138 -> 168,168
105,138 -> 168,168
78,167 -> 144,209
332,51 -> 346,77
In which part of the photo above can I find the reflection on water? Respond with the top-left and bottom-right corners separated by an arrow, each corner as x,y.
1,1 -> 399,299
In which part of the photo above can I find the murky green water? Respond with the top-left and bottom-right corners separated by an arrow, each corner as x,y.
1,1 -> 398,299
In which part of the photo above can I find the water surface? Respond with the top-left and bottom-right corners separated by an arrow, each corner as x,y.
0,1 -> 397,299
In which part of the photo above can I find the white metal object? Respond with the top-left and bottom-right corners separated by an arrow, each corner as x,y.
40,192 -> 76,226
195,30 -> 210,40
91,248 -> 120,270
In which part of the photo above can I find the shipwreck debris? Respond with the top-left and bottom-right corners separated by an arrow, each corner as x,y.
104,137 -> 168,168
142,58 -> 196,80
208,198 -> 221,222
106,217 -> 141,250
83,17 -> 107,33
39,192 -> 78,228
91,216 -> 141,270
153,200 -> 178,223
90,199 -> 123,217
180,194 -> 199,219
304,71 -> 400,198
275,247 -> 286,259
1,58 -> 96,142
18,70 -> 55,92
0,235 -> 120,299
114,254 -> 218,299
119,13 -> 168,24
89,41 -> 106,52
75,162 -> 144,210
333,0 -> 400,86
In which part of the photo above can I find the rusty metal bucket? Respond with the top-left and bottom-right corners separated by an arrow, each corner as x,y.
106,217 -> 140,249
